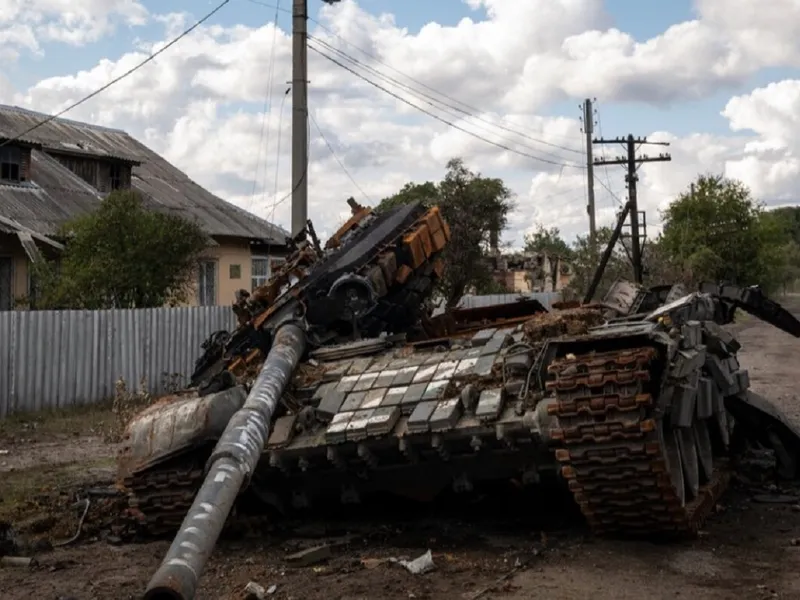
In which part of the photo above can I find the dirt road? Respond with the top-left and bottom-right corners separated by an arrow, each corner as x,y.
1,298 -> 800,600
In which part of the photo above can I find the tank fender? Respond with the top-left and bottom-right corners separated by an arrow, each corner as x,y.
726,390 -> 800,479
117,386 -> 248,478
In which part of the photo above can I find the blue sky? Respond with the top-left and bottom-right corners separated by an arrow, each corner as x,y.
6,0 -> 800,241
2,0 -> 794,154
8,0 -> 799,141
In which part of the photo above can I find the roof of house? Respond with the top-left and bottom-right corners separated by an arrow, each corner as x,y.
0,105 -> 289,244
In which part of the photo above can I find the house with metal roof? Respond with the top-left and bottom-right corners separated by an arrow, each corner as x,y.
0,104 -> 289,310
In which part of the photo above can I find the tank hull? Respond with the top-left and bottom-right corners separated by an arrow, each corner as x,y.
120,287 -> 800,541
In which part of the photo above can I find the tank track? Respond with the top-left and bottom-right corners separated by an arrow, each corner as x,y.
121,457 -> 274,538
120,453 -> 207,536
547,344 -> 731,536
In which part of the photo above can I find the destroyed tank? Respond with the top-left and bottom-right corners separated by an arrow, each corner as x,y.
117,200 -> 800,600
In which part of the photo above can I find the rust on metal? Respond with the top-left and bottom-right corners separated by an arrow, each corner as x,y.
548,345 -> 731,536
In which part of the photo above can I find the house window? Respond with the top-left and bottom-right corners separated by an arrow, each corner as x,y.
251,256 -> 270,291
0,146 -> 22,182
229,264 -> 241,279
110,163 -> 124,190
251,256 -> 287,291
0,257 -> 12,310
197,260 -> 217,306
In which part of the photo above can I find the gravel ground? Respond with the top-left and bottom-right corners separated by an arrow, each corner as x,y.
1,296 -> 800,600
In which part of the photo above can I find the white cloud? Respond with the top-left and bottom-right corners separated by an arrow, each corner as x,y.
3,0 -> 800,249
1,0 -> 147,53
720,80 -> 800,201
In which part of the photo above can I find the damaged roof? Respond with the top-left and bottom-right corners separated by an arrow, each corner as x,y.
0,104 -> 289,244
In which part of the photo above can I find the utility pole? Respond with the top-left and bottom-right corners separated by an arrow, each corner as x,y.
593,134 -> 671,283
291,0 -> 342,238
291,0 -> 309,238
581,99 -> 596,252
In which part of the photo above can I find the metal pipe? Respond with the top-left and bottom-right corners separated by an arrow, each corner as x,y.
143,322 -> 307,600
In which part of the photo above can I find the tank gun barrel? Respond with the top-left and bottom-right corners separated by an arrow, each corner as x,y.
143,322 -> 307,600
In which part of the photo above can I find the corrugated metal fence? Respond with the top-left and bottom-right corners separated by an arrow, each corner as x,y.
457,291 -> 562,311
0,306 -> 236,417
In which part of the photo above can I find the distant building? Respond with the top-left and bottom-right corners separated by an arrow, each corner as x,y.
487,250 -> 573,293
0,105 -> 289,310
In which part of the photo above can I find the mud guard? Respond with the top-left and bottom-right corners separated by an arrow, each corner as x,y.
117,386 -> 248,479
726,391 -> 800,479
699,282 -> 800,337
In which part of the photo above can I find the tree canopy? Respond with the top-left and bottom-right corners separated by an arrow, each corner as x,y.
523,225 -> 573,258
523,174 -> 800,299
29,189 -> 211,309
658,174 -> 798,292
377,158 -> 514,306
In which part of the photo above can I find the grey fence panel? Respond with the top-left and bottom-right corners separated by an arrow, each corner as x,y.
0,306 -> 236,418
456,291 -> 562,311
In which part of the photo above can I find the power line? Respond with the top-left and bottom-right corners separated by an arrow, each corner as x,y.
308,42 -> 584,170
593,106 -> 621,207
248,0 -> 283,212
308,37 -> 583,158
0,0 -> 231,149
259,111 -> 310,258
309,36 -> 580,165
242,0 -> 583,153
268,87 -> 291,217
309,112 -> 371,203
596,177 -> 623,204
264,114 -> 311,213
594,135 -> 672,282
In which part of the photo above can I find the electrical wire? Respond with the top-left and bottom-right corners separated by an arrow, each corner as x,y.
264,115 -> 310,221
268,88 -> 291,220
248,0 -> 284,212
308,42 -> 584,171
252,88 -> 295,278
594,106 -> 624,207
242,0 -> 585,154
309,111 -> 371,203
309,35 -> 583,161
0,0 -> 231,149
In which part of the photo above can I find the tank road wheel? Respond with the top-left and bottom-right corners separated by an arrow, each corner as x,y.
662,424 -> 687,506
715,410 -> 731,448
693,420 -> 714,484
676,427 -> 700,500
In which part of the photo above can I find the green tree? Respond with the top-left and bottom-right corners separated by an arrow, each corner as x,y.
565,226 -> 629,300
31,190 -> 211,309
377,158 -> 514,306
642,237 -> 686,286
769,206 -> 800,245
763,207 -> 800,291
659,174 -> 791,292
523,225 -> 573,258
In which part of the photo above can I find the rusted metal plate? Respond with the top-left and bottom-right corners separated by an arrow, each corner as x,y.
117,387 -> 246,478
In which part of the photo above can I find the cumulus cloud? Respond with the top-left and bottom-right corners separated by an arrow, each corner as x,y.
2,0 -> 800,246
720,81 -> 800,202
1,0 -> 147,55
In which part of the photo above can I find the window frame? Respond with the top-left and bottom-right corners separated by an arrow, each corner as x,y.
251,255 -> 285,291
0,146 -> 22,183
0,256 -> 13,311
197,259 -> 218,306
